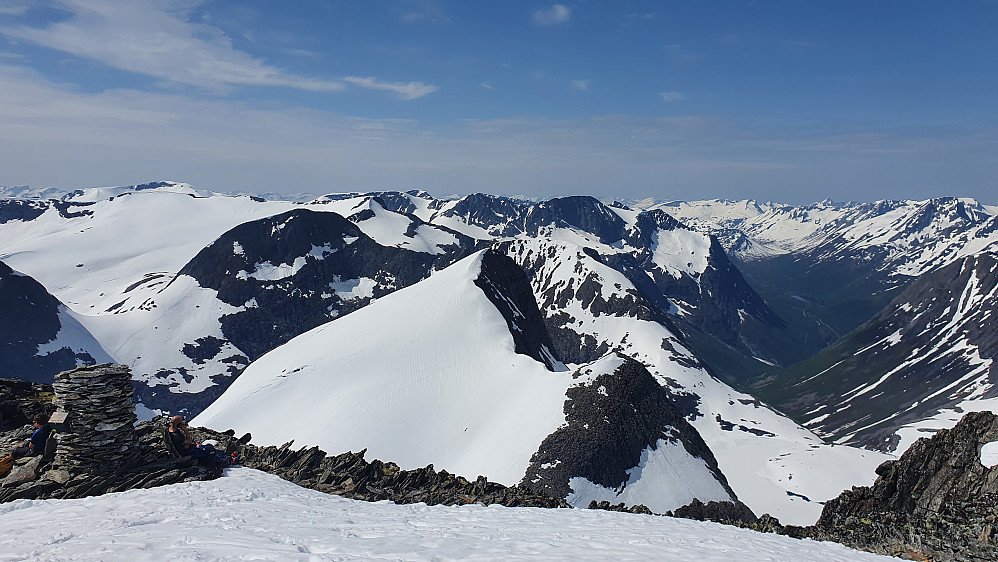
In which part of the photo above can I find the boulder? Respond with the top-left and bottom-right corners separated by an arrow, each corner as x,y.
806,411 -> 998,561
2,455 -> 42,487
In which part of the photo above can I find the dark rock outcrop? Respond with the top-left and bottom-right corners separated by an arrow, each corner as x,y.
185,423 -> 568,509
474,249 -> 562,370
0,378 -> 55,431
668,498 -> 759,526
0,261 -> 103,383
520,355 -> 737,508
801,411 -> 998,560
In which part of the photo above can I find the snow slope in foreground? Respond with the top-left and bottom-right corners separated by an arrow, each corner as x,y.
195,251 -> 573,486
0,468 -> 899,562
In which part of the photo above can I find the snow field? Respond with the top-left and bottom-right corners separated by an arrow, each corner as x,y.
194,252 -> 573,485
0,467 -> 900,561
0,189 -> 297,312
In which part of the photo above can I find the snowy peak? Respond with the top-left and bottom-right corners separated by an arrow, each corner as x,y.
61,181 -> 207,202
194,250 -> 574,486
178,208 -> 440,361
536,196 -> 629,245
758,252 -> 998,452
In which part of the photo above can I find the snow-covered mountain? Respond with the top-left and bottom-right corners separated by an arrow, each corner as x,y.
654,197 -> 998,366
194,250 -> 738,514
196,243 -> 890,524
0,260 -> 111,381
0,184 -> 788,408
754,252 -> 998,453
0,182 -> 893,523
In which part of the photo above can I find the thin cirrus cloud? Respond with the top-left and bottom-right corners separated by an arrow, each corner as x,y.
659,91 -> 685,102
532,4 -> 571,26
0,0 -> 345,93
571,79 -> 591,91
344,76 -> 438,100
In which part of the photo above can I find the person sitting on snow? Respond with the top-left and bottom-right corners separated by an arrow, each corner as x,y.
12,413 -> 51,459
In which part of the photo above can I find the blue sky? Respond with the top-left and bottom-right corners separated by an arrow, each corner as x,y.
0,1 -> 995,204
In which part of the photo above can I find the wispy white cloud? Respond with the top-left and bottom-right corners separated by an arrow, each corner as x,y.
344,76 -> 437,100
659,91 -> 684,102
571,79 -> 591,91
0,0 -> 344,93
480,81 -> 495,90
532,4 -> 571,26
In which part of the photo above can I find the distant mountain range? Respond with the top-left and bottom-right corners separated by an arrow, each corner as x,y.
3,181 -> 995,524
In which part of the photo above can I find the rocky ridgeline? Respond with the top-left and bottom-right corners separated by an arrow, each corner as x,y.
795,411 -> 998,561
51,364 -> 141,473
186,423 -> 569,509
0,365 -> 567,510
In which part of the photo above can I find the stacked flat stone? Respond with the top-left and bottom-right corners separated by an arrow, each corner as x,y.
52,363 -> 141,474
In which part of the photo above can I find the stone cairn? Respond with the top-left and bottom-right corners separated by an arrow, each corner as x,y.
52,364 -> 141,474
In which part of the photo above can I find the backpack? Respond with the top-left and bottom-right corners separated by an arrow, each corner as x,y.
43,430 -> 58,462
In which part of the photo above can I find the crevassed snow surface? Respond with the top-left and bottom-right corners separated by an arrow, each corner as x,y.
195,252 -> 573,485
0,468 -> 900,562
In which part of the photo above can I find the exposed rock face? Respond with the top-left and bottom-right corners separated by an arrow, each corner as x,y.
520,355 -> 740,513
806,411 -> 998,561
0,378 -> 54,431
668,498 -> 759,525
178,208 -> 442,361
201,429 -> 570,509
0,261 -> 105,383
473,249 -> 562,370
52,364 -> 141,474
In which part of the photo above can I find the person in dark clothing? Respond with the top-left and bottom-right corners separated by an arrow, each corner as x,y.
168,416 -> 237,466
12,413 -> 51,459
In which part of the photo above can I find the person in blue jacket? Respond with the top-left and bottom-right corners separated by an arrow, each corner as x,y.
12,413 -> 51,459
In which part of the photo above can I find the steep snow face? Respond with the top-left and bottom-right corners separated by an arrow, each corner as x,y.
195,251 -> 573,485
36,306 -> 114,365
0,468 -> 899,562
758,253 -> 998,453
